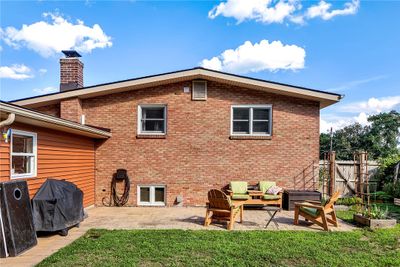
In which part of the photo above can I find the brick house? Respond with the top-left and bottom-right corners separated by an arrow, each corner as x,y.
7,51 -> 341,207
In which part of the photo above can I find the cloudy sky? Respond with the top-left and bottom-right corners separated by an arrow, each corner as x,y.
1,0 -> 399,133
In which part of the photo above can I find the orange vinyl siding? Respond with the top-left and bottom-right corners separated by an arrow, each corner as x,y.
0,139 -> 10,182
0,123 -> 96,207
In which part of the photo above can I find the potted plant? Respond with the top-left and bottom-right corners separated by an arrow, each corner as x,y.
353,204 -> 397,229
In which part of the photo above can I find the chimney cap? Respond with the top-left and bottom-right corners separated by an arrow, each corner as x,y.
62,50 -> 82,58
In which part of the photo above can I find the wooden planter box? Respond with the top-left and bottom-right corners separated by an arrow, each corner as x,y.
283,190 -> 321,211
394,198 -> 400,206
353,214 -> 397,229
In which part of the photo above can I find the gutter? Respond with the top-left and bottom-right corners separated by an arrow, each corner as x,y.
0,102 -> 111,139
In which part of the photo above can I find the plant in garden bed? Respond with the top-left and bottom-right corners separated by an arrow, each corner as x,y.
353,204 -> 396,229
361,205 -> 389,219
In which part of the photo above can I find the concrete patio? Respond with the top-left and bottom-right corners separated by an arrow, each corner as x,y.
1,206 -> 356,267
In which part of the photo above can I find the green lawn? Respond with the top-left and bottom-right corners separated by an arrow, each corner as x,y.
38,226 -> 400,267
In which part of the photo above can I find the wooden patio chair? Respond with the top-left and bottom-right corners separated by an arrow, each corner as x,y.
294,191 -> 340,231
204,189 -> 243,230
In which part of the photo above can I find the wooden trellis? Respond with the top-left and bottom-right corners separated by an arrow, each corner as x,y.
354,152 -> 370,214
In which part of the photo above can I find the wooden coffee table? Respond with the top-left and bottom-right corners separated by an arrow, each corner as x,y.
247,190 -> 264,198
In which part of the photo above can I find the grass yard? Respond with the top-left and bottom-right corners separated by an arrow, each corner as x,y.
38,226 -> 400,267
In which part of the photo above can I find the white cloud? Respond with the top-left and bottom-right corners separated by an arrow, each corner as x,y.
340,96 -> 400,114
0,64 -> 34,80
328,75 -> 387,92
208,0 -> 300,24
200,39 -> 305,73
320,112 -> 370,133
1,12 -> 112,57
306,0 -> 359,20
38,68 -> 47,75
33,86 -> 57,94
320,96 -> 400,133
208,0 -> 359,24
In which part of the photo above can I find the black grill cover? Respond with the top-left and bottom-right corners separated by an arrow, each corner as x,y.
32,179 -> 84,232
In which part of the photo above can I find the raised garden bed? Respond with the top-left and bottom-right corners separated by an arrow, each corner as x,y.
353,214 -> 397,229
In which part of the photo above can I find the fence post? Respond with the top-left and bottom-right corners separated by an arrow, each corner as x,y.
329,151 -> 336,197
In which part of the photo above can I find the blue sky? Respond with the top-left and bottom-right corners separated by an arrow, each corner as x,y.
1,0 -> 399,132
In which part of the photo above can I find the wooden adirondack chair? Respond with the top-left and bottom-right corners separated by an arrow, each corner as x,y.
204,189 -> 243,230
294,191 -> 340,231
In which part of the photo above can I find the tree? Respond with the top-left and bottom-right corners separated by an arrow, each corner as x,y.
320,111 -> 400,160
320,133 -> 331,159
365,110 -> 400,159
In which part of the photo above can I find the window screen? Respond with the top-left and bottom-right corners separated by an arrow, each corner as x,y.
231,106 -> 272,136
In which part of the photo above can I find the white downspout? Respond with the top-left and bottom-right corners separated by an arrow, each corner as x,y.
0,113 -> 15,128
0,113 -> 14,257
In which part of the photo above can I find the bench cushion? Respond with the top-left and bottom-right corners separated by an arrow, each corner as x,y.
230,181 -> 248,194
231,193 -> 250,200
263,194 -> 281,200
259,181 -> 276,194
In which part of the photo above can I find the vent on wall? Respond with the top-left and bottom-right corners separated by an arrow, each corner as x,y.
192,80 -> 207,100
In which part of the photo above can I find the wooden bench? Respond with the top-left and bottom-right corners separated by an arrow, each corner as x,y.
227,189 -> 282,208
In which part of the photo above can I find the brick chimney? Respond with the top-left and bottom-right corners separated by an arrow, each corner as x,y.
60,50 -> 84,92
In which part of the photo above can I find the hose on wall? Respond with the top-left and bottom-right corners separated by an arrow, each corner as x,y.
102,169 -> 130,206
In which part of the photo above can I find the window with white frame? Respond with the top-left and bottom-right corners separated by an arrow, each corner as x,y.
192,80 -> 207,100
231,105 -> 272,136
11,130 -> 37,178
137,185 -> 166,206
138,105 -> 167,134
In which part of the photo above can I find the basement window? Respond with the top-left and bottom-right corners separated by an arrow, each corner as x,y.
192,80 -> 207,100
137,185 -> 166,206
138,105 -> 167,135
11,130 -> 37,179
231,105 -> 272,136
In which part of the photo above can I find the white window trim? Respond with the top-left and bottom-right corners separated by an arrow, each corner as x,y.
192,80 -> 207,100
230,104 -> 272,137
10,129 -> 37,179
137,104 -> 167,135
137,185 -> 166,206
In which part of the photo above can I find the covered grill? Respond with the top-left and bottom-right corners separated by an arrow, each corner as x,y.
31,179 -> 85,235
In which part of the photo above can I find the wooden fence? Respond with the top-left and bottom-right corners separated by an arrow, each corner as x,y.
319,160 -> 379,197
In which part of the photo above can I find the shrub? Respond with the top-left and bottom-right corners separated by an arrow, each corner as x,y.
377,154 -> 400,187
370,191 -> 393,202
336,196 -> 362,206
383,181 -> 400,198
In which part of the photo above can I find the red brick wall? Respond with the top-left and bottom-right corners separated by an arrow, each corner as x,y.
60,98 -> 82,123
81,80 -> 320,206
60,58 -> 84,90
34,104 -> 61,117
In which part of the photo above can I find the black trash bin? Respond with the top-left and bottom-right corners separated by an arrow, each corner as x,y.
31,179 -> 85,236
